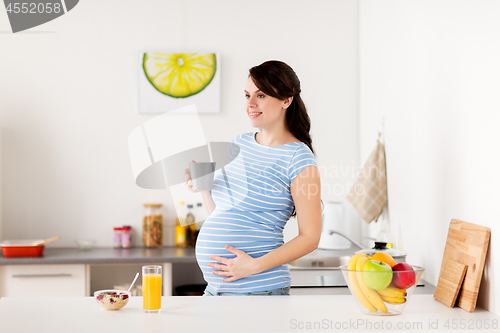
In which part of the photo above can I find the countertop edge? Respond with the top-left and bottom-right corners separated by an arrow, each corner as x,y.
0,247 -> 198,265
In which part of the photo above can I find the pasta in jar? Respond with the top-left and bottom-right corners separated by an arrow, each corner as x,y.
143,204 -> 163,247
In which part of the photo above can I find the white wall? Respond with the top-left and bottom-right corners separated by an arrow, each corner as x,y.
360,0 -> 499,315
0,130 -> 2,242
0,1 -> 360,248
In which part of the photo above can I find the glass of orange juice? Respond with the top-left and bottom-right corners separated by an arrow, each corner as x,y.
142,265 -> 162,313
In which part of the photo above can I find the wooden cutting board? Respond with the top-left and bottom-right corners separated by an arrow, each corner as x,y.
433,259 -> 467,307
434,219 -> 491,312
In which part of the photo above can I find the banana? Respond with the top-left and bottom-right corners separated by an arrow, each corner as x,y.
355,257 -> 388,313
376,286 -> 406,305
347,253 -> 369,270
376,286 -> 407,298
379,295 -> 406,305
346,254 -> 377,312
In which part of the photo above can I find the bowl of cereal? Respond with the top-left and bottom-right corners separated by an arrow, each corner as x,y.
94,290 -> 131,310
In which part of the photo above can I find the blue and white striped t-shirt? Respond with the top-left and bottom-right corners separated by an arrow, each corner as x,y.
195,131 -> 318,293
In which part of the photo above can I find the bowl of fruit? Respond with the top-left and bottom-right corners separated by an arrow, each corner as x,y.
340,252 -> 424,316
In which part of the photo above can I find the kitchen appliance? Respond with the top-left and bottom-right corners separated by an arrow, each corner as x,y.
355,241 -> 407,263
0,240 -> 46,257
317,202 -> 352,250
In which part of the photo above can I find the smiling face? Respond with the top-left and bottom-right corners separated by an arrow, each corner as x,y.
244,77 -> 291,130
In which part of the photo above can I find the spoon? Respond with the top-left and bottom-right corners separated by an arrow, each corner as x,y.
128,273 -> 140,293
31,236 -> 61,246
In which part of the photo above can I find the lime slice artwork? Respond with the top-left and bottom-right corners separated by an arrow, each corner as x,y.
143,53 -> 217,98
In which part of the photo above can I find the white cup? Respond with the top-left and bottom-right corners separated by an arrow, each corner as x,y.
189,162 -> 216,191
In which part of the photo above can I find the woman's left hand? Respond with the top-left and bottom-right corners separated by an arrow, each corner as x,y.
208,245 -> 260,282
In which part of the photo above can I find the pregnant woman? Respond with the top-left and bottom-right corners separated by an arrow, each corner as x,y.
184,60 -> 322,296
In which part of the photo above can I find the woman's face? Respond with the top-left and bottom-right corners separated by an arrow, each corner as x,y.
244,77 -> 291,130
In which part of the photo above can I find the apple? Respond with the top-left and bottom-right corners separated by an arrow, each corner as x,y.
362,260 -> 393,290
392,262 -> 416,289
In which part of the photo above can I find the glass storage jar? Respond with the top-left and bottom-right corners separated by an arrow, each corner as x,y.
122,226 -> 132,248
143,203 -> 163,248
113,227 -> 123,248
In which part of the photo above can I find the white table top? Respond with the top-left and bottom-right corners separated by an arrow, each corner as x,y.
0,295 -> 498,333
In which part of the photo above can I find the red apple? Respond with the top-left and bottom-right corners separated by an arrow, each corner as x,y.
392,262 -> 416,289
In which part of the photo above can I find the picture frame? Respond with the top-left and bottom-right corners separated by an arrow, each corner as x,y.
138,52 -> 221,114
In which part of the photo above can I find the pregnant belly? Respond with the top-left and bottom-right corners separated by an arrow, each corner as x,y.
195,221 -> 279,258
195,216 -> 280,271
194,215 -> 289,291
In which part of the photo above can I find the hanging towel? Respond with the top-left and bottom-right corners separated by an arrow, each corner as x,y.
346,138 -> 387,224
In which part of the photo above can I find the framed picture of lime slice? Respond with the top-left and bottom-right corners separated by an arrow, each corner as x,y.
139,52 -> 220,114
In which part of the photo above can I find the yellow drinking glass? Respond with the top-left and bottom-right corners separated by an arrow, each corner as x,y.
142,265 -> 162,313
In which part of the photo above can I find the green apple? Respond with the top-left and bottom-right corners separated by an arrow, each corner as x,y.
362,260 -> 393,290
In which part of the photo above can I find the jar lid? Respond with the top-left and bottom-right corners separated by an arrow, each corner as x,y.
114,227 -> 123,230
122,226 -> 131,230
143,203 -> 163,207
355,242 -> 407,258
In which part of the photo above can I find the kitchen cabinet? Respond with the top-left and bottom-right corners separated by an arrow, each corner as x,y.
88,262 -> 205,296
88,263 -> 173,296
0,247 -> 202,297
0,263 -> 183,297
0,264 -> 87,297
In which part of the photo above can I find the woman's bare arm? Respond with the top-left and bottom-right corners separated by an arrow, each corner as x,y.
200,190 -> 215,215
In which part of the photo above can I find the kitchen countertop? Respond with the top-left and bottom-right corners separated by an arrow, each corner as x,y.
0,295 -> 497,333
0,247 -> 197,265
0,246 -> 361,265
0,246 -> 437,295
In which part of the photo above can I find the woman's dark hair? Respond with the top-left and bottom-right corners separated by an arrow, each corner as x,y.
249,61 -> 317,218
248,60 -> 314,155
